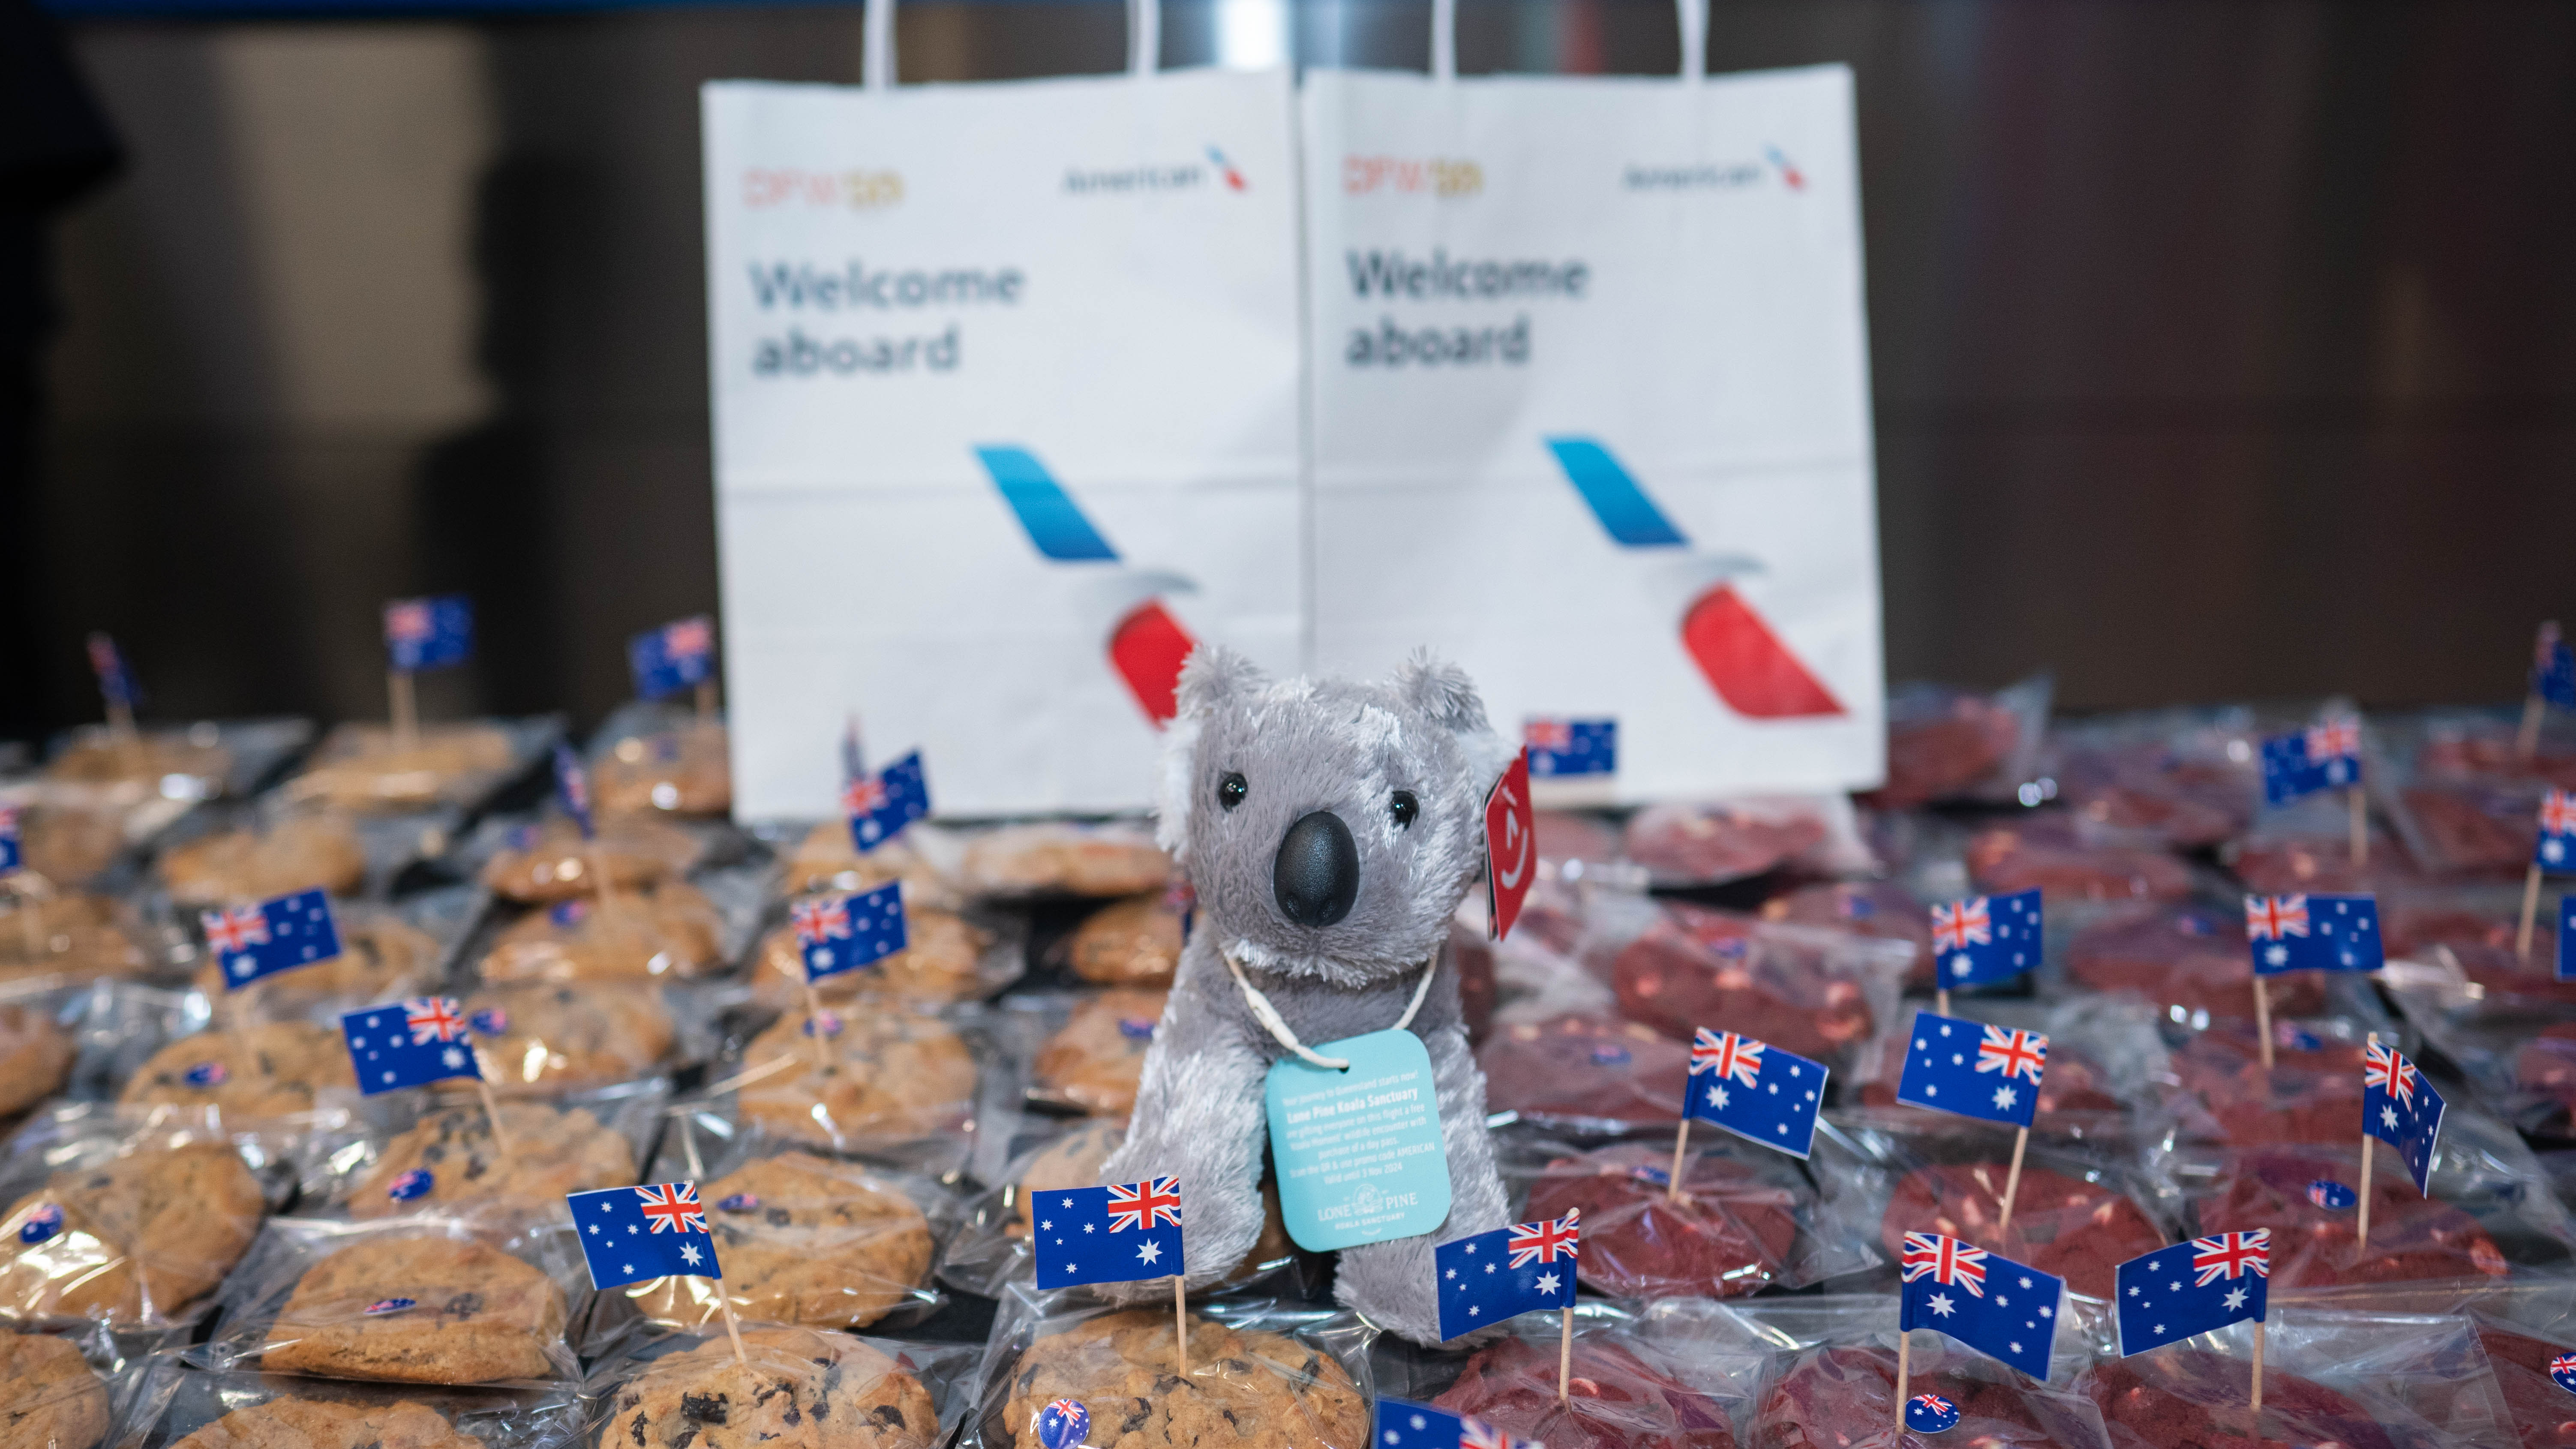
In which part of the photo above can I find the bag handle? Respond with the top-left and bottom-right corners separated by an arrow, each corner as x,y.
864,0 -> 1159,89
1677,0 -> 1708,81
1432,0 -> 1704,81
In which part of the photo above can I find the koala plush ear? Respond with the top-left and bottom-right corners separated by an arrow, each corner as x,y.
1393,649 -> 1515,787
1155,645 -> 1268,861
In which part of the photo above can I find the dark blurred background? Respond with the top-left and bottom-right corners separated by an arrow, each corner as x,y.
4,0 -> 2572,749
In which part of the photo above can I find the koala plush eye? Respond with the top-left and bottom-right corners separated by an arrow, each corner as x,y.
1218,773 -> 1248,811
1389,791 -> 1419,829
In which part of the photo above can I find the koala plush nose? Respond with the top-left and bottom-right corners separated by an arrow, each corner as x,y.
1274,810 -> 1360,928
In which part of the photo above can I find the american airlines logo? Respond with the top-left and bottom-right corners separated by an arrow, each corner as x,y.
1343,155 -> 1483,197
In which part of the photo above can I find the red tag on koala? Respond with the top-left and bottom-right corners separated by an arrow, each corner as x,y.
1484,749 -> 1535,942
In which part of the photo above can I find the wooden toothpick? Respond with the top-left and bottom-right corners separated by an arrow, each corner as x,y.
2357,1033 -> 2378,1254
717,1280 -> 751,1368
2519,863 -> 2546,962
1665,1116 -> 1691,1205
2250,1315 -> 2267,1415
1891,1328 -> 1912,1433
2348,786 -> 2369,865
1173,1277 -> 1190,1377
388,668 -> 417,751
2252,977 -> 2276,1070
1557,1303 -> 1573,1404
1995,1125 -> 2030,1235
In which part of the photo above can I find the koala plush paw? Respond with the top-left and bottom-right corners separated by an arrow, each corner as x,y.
1331,1239 -> 1456,1347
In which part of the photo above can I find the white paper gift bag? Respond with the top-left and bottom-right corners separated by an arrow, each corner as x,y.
706,0 -> 1303,819
1302,0 -> 1886,801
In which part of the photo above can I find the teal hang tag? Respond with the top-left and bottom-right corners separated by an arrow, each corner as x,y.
1265,1028 -> 1452,1253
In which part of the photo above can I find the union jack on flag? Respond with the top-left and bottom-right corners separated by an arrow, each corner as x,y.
567,1181 -> 721,1289
2246,894 -> 2309,940
0,805 -> 18,875
628,614 -> 715,700
1507,1209 -> 1580,1268
2190,1230 -> 2270,1286
1930,898 -> 1991,954
202,905 -> 268,955
405,996 -> 467,1044
2363,1038 -> 2418,1108
791,897 -> 849,945
1902,1232 -> 2062,1379
2537,790 -> 2576,872
1106,1177 -> 1183,1233
1976,1026 -> 2049,1085
1689,1028 -> 1763,1088
1525,719 -> 1571,751
2305,717 -> 2361,764
1457,1417 -> 1511,1449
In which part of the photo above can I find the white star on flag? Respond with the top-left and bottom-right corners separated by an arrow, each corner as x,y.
1929,1293 -> 1955,1317
1993,1086 -> 2018,1109
1535,1272 -> 1560,1295
1137,1241 -> 1162,1265
680,1244 -> 702,1266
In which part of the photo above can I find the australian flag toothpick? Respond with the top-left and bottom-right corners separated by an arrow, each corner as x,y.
569,1183 -> 720,1288
1930,890 -> 2042,989
553,743 -> 596,840
86,633 -> 142,712
1435,1211 -> 1579,1342
2364,1038 -> 2445,1195
791,882 -> 907,982
1523,718 -> 1616,778
1895,1011 -> 2048,1130
2538,623 -> 2576,710
2260,717 -> 2363,806
0,806 -> 19,875
384,595 -> 475,673
630,616 -> 715,702
2114,1231 -> 2269,1356
1033,1178 -> 1185,1290
342,997 -> 481,1094
2245,893 -> 2382,975
2538,791 -> 2576,873
1902,1233 -> 2063,1380
203,889 -> 342,989
844,751 -> 930,853
1685,1028 -> 1825,1158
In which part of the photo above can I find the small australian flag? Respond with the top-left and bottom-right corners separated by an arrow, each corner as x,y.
1376,1399 -> 1537,1449
2363,1038 -> 2445,1195
1894,1010 -> 2048,1130
1901,1232 -> 2063,1380
1685,1028 -> 1825,1158
384,595 -> 475,672
2558,896 -> 2576,983
1435,1211 -> 1578,1342
569,1183 -> 721,1288
203,888 -> 342,989
791,881 -> 907,982
629,615 -> 715,702
1032,1177 -> 1185,1290
553,743 -> 596,840
2537,791 -> 2576,873
2260,717 -> 2363,806
342,997 -> 482,1094
2537,622 -> 2576,710
1930,890 -> 2042,989
844,751 -> 930,853
0,806 -> 19,875
86,632 -> 142,711
1523,718 -> 1615,778
2114,1231 -> 2269,1356
2245,893 -> 2381,975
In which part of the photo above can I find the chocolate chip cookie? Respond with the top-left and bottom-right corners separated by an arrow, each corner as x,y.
0,1004 -> 75,1118
784,824 -> 957,910
121,1021 -> 358,1118
451,981 -> 674,1097
0,1142 -> 264,1323
603,1326 -> 938,1449
479,882 -> 722,983
288,723 -> 519,812
160,813 -> 366,907
0,893 -> 145,987
1013,1123 -> 1123,1237
1002,1311 -> 1367,1449
478,816 -> 701,905
351,1102 -> 634,1220
1032,991 -> 1165,1118
594,721 -> 732,818
46,728 -> 233,791
0,1332 -> 109,1449
739,1009 -> 976,1148
260,1233 -> 567,1384
961,826 -> 1169,899
1066,892 -> 1182,988
168,1395 -> 485,1449
625,1153 -> 931,1332
751,905 -> 994,1009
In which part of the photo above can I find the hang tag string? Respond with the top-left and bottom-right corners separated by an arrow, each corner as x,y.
1225,950 -> 1436,1070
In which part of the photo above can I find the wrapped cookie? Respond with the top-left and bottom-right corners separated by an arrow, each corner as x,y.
0,888 -> 147,988
191,897 -> 464,1028
748,899 -> 1021,1010
119,1356 -> 579,1449
1965,815 -> 2195,908
287,719 -> 545,814
719,1006 -> 982,1157
590,708 -> 732,818
323,1080 -> 667,1224
198,1216 -> 582,1386
1478,1015 -> 1689,1134
159,810 -> 367,908
1060,889 -> 1186,989
965,1287 -> 1374,1449
588,1129 -> 951,1351
1375,1302 -> 1765,1449
1587,893 -> 1910,1079
1844,997 -> 2167,1146
2062,901 -> 2331,1024
1508,1137 -> 1864,1302
474,815 -> 706,906
444,980 -> 677,1097
1859,675 -> 2054,811
581,1326 -> 977,1449
1621,794 -> 1871,889
118,1021 -> 360,1121
1026,989 -> 1167,1118
0,1124 -> 267,1328
0,1328 -> 125,1449
774,821 -> 964,913
955,822 -> 1170,901
477,883 -> 724,984
0,982 -> 80,1120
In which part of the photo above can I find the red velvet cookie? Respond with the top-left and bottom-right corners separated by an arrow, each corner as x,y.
1879,1162 -> 2163,1299
1610,904 -> 1874,1064
2195,1146 -> 2507,1288
1758,1344 -> 2097,1449
2080,1347 -> 2397,1449
1863,696 -> 2021,810
1760,884 -> 1935,989
1478,1016 -> 1686,1128
1967,821 -> 2192,906
1521,1142 -> 1798,1301
2065,906 -> 2325,1021
2471,1321 -> 2576,1449
1625,804 -> 1826,885
1435,1335 -> 1738,1449
2166,1030 -> 2365,1146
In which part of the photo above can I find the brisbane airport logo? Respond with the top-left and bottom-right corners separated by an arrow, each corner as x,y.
1064,144 -> 1249,196
743,167 -> 904,210
1618,144 -> 1807,194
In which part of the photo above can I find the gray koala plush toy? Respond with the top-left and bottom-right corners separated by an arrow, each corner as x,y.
1093,645 -> 1514,1345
